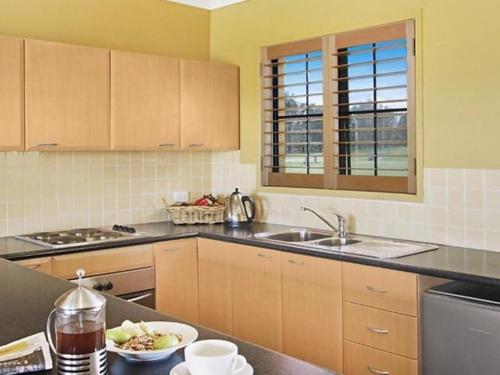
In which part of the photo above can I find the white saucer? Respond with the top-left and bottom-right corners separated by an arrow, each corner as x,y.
170,361 -> 254,375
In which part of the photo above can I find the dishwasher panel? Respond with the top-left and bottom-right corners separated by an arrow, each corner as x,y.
423,282 -> 500,375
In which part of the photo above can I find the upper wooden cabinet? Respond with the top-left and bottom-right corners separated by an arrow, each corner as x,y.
0,37 -> 24,150
111,51 -> 181,150
25,40 -> 110,150
181,60 -> 239,150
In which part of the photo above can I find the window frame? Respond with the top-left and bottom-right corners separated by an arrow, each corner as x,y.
261,20 -> 416,194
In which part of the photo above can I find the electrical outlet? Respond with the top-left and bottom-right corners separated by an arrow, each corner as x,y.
173,191 -> 189,203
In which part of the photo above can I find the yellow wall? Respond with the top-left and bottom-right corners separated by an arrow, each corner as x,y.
210,0 -> 500,170
0,0 -> 210,59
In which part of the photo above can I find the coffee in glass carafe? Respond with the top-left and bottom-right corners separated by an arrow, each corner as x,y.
47,269 -> 107,374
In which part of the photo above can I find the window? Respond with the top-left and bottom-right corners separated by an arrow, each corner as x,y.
261,20 -> 416,193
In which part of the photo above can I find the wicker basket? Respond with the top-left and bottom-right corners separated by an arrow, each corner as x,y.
165,204 -> 226,225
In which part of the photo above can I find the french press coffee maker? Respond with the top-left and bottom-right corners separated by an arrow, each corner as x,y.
46,269 -> 107,375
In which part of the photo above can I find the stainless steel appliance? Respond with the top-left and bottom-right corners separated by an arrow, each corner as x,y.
423,281 -> 500,375
71,267 -> 156,309
225,188 -> 256,227
15,225 -> 150,248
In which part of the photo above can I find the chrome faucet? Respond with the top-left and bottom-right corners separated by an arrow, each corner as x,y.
300,206 -> 347,239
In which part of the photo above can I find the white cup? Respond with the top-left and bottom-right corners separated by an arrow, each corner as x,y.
185,340 -> 247,375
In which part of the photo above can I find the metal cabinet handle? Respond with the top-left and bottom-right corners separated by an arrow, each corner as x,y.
163,248 -> 178,252
36,143 -> 58,147
188,143 -> 204,148
125,292 -> 153,303
28,264 -> 42,270
368,366 -> 390,375
367,286 -> 388,293
257,253 -> 272,259
159,143 -> 175,147
288,259 -> 305,266
367,326 -> 390,334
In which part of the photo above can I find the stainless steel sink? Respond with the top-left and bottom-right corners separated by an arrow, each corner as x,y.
251,228 -> 438,259
252,229 -> 333,243
313,238 -> 360,247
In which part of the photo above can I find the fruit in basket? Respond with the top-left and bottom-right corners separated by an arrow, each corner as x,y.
194,197 -> 209,206
193,194 -> 223,207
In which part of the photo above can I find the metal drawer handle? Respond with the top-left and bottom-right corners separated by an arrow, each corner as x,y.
288,259 -> 305,266
368,366 -> 390,375
367,286 -> 388,293
28,264 -> 42,270
125,292 -> 153,303
36,143 -> 58,147
367,326 -> 390,334
159,143 -> 175,147
257,253 -> 272,259
188,143 -> 204,148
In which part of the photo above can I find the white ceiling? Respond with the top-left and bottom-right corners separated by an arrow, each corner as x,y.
167,0 -> 246,10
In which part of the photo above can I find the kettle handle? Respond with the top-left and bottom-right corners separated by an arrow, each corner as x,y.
46,308 -> 57,354
241,196 -> 256,223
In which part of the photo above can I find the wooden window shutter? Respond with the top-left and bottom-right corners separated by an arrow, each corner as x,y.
326,20 -> 416,193
261,38 -> 325,188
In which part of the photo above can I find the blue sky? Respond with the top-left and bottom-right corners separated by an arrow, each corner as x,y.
281,38 -> 408,109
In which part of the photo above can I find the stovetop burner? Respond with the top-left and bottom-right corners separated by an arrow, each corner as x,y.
15,226 -> 150,249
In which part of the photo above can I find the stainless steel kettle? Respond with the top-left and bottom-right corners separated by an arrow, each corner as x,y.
226,188 -> 256,227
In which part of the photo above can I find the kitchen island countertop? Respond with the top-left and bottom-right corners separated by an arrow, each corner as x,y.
0,258 -> 336,375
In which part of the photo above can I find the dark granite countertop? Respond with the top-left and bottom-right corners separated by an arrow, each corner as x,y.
3,221 -> 500,286
0,259 -> 335,375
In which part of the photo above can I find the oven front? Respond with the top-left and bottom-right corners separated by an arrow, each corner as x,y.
73,267 -> 156,309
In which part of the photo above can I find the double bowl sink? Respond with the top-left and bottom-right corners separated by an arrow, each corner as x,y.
255,229 -> 360,248
251,228 -> 439,259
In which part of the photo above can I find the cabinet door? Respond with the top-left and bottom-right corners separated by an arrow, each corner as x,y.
231,244 -> 282,351
16,257 -> 52,275
180,60 -> 239,150
198,238 -> 232,334
282,253 -> 343,372
111,51 -> 180,150
154,239 -> 199,323
0,37 -> 24,150
25,40 -> 110,150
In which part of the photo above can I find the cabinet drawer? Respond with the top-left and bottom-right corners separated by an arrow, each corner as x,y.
52,245 -> 154,279
343,263 -> 417,316
344,340 -> 418,375
343,302 -> 418,359
16,257 -> 53,275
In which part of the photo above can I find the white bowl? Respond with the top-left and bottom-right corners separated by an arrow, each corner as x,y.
106,321 -> 198,362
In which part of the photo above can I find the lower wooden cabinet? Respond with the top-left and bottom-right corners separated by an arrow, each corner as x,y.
198,238 -> 233,334
16,257 -> 53,275
282,253 -> 343,372
154,239 -> 199,324
52,244 -> 153,279
343,302 -> 418,359
344,340 -> 418,375
231,245 -> 282,352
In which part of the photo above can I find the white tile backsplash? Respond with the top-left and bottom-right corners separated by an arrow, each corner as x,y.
2,148 -> 500,253
210,151 -> 500,252
0,151 -> 213,236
